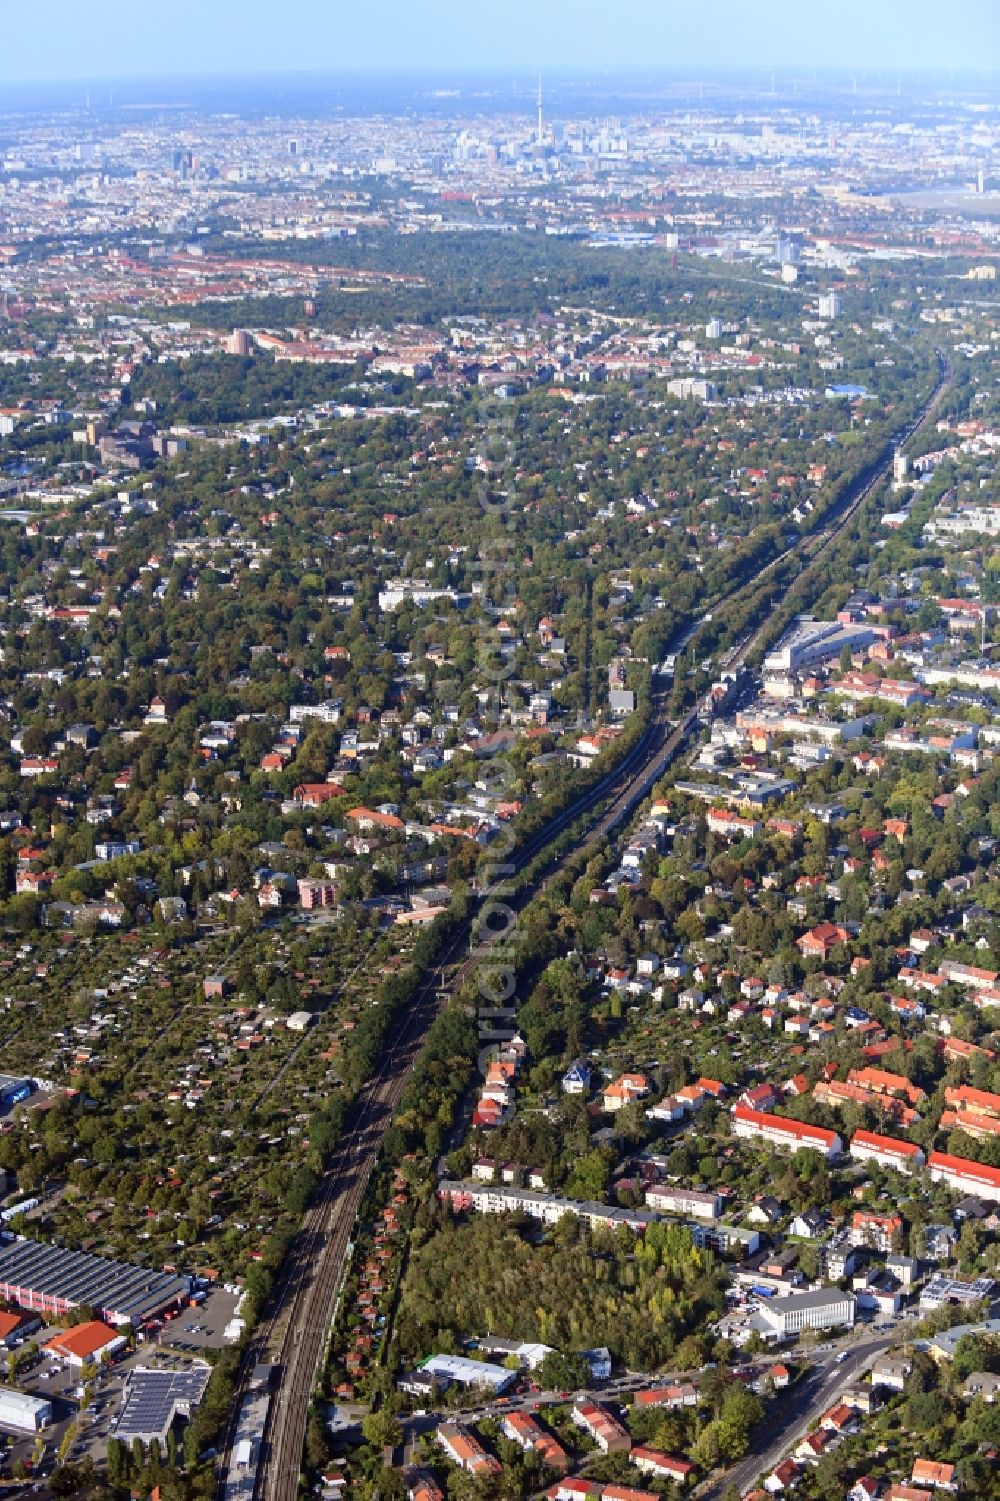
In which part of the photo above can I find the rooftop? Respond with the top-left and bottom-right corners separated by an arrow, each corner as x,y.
0,1237 -> 189,1324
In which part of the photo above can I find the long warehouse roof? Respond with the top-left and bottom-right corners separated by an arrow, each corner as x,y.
0,1237 -> 188,1322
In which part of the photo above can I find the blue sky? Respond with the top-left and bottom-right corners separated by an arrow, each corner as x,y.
2,0 -> 997,82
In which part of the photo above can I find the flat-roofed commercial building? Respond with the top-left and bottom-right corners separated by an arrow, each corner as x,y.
764,619 -> 874,676
114,1365 -> 211,1445
757,1288 -> 856,1340
0,1388 -> 51,1432
0,1074 -> 33,1114
409,1353 -> 515,1396
0,1238 -> 189,1327
919,1274 -> 996,1313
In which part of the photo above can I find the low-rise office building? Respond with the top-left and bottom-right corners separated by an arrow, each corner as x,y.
0,1388 -> 51,1432
756,1288 -> 856,1340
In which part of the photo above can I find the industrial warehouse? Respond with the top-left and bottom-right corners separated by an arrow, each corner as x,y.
114,1365 -> 212,1445
0,1389 -> 51,1434
0,1073 -> 33,1114
399,1353 -> 517,1398
0,1237 -> 190,1326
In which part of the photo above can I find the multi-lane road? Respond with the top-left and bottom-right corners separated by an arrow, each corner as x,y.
696,1330 -> 904,1500
228,358 -> 950,1501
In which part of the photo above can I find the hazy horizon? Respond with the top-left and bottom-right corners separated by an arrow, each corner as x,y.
0,65 -> 996,127
2,0 -> 998,86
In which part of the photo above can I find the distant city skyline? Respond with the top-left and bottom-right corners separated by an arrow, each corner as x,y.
1,0 -> 998,85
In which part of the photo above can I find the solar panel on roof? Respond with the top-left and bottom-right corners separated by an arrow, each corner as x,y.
115,1367 -> 211,1442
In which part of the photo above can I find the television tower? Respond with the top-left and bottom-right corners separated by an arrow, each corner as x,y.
537,73 -> 543,147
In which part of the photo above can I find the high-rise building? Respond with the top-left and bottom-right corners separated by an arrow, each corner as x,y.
226,329 -> 252,357
818,291 -> 842,320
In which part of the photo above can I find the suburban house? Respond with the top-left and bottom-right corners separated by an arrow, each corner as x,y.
571,1400 -> 631,1454
630,1450 -> 693,1485
602,1074 -> 650,1112
796,922 -> 851,960
436,1424 -> 501,1476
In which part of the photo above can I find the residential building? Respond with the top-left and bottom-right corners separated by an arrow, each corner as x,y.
633,1383 -> 698,1409
928,1150 -> 1000,1204
502,1411 -> 569,1471
602,1073 -> 650,1111
571,1400 -> 631,1454
870,1355 -> 912,1391
850,1210 -> 903,1252
849,1129 -> 924,1174
911,1460 -> 956,1491
405,1467 -> 445,1501
963,1370 -> 1000,1403
730,1104 -> 841,1159
630,1450 -> 694,1485
797,923 -> 851,960
562,1061 -> 592,1094
644,1186 -> 722,1220
297,878 -> 338,910
436,1424 -> 501,1476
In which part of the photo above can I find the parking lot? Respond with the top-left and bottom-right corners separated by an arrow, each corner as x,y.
154,1286 -> 242,1353
0,1280 -> 240,1483
0,1327 -> 106,1472
0,1317 -> 220,1473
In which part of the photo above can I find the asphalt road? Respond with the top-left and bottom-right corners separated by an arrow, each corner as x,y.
696,1331 -> 901,1500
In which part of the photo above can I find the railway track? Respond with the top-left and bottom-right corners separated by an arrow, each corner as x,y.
230,708 -> 682,1501
222,355 -> 950,1501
